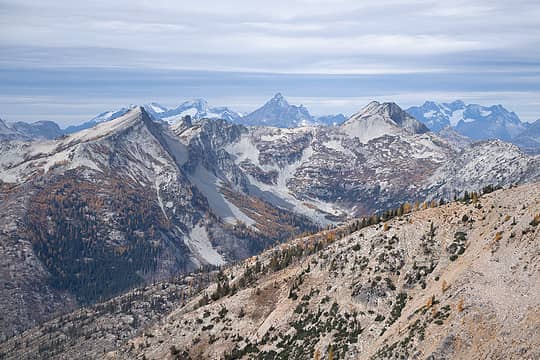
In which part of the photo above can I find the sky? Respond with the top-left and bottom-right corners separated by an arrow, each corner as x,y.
0,0 -> 539,126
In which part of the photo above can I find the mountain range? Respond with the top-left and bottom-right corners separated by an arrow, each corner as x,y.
406,100 -> 540,153
1,100 -> 539,342
0,118 -> 62,141
3,96 -> 539,154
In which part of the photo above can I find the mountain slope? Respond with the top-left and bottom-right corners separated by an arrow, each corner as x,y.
0,107 -> 317,339
1,101 -> 540,341
512,118 -> 540,154
63,106 -> 135,134
6,183 -> 537,359
220,101 -> 539,220
113,182 -> 540,360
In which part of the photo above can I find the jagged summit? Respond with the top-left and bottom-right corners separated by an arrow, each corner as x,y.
341,101 -> 430,143
266,92 -> 289,107
143,102 -> 168,117
158,98 -> 242,124
407,100 -> 527,140
240,93 -> 314,127
352,101 -> 429,131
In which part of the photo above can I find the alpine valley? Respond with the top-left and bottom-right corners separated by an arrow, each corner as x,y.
1,96 -> 539,358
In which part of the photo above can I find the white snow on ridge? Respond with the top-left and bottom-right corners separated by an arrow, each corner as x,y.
449,109 -> 464,126
185,224 -> 225,266
188,165 -> 256,226
225,135 -> 261,165
424,110 -> 436,118
149,104 -> 166,113
480,109 -> 492,117
227,133 -> 344,225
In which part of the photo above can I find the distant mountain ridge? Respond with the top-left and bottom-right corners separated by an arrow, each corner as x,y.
512,118 -> 540,154
1,97 -> 537,153
151,99 -> 243,124
0,117 -> 62,140
239,93 -> 346,127
406,100 -> 540,153
61,95 -> 344,130
406,100 -> 528,140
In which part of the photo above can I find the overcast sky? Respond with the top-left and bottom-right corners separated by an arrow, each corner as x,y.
1,0 -> 539,125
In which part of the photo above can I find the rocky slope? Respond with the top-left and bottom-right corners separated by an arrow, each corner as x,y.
213,101 -> 540,219
0,108 -> 316,339
3,183 -> 539,359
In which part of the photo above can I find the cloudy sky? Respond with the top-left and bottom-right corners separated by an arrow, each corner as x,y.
0,0 -> 539,125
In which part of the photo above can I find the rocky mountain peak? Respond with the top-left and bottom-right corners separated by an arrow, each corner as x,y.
267,92 -> 289,107
343,101 -> 430,141
406,100 -> 528,141
239,93 -> 314,127
182,98 -> 209,110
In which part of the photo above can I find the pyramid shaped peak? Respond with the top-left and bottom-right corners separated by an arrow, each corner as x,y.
344,100 -> 429,138
267,93 -> 289,107
359,101 -> 405,117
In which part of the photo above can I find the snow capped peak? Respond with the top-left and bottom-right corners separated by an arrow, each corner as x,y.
91,107 -> 132,124
63,105 -> 138,134
179,98 -> 209,110
156,99 -> 242,125
240,93 -> 314,128
144,102 -> 168,114
267,92 -> 289,107
351,101 -> 427,131
447,100 -> 465,109
406,100 -> 528,141
361,100 -> 382,112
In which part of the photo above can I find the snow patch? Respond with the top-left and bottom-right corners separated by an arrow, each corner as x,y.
188,165 -> 256,226
185,224 -> 225,266
449,109 -> 464,126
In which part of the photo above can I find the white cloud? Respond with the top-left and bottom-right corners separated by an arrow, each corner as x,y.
0,0 -> 538,73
